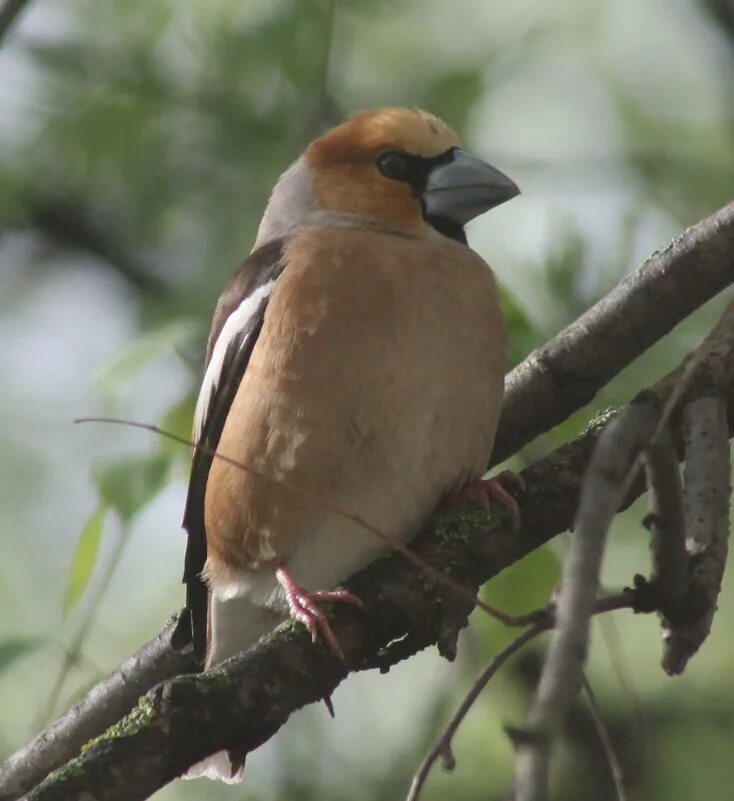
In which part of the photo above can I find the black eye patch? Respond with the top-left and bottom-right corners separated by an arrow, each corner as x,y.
375,147 -> 467,244
375,148 -> 455,194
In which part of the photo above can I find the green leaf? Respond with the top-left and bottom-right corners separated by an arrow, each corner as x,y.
93,452 -> 172,523
63,505 -> 108,617
0,637 -> 44,676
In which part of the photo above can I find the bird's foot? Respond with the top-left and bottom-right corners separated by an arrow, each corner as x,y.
275,568 -> 364,659
448,470 -> 525,529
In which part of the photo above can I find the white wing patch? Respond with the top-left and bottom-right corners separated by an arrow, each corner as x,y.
193,279 -> 276,443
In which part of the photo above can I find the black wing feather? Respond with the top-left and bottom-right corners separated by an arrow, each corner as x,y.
172,240 -> 286,662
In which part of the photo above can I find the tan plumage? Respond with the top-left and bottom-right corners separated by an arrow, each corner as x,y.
178,107 -> 519,782
204,225 -> 505,582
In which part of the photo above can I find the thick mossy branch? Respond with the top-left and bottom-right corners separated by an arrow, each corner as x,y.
81,697 -> 157,755
0,618 -> 198,801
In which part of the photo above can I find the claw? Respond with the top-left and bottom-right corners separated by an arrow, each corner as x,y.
448,470 -> 525,529
275,568 -> 363,660
310,587 -> 365,608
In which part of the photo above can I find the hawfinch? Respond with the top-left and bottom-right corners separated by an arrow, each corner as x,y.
172,107 -> 519,781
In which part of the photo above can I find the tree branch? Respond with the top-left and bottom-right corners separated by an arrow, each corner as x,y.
17,311 -> 734,801
0,622 -> 196,801
644,426 -> 688,618
512,399 -> 660,801
510,302 -> 734,801
492,200 -> 734,464
663,393 -> 732,674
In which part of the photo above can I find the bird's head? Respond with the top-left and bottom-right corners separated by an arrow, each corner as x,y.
254,107 -> 519,248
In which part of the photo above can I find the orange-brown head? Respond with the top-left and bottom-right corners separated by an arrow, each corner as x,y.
305,108 -> 460,234
254,107 -> 518,249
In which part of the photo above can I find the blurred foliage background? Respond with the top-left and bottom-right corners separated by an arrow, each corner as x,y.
1,0 -> 733,799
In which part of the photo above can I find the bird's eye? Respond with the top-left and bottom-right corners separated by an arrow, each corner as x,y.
377,151 -> 409,181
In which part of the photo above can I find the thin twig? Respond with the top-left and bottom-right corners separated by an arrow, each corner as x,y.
407,594 -> 636,801
407,625 -> 544,801
580,674 -> 627,801
75,416 -> 518,627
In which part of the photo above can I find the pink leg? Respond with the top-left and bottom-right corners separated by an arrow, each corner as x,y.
275,568 -> 364,659
447,470 -> 525,529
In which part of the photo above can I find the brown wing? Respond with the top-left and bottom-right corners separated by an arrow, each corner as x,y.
171,238 -> 286,661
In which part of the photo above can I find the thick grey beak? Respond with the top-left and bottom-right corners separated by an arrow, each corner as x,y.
423,149 -> 520,224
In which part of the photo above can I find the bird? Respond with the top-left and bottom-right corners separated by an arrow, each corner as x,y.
171,107 -> 520,782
